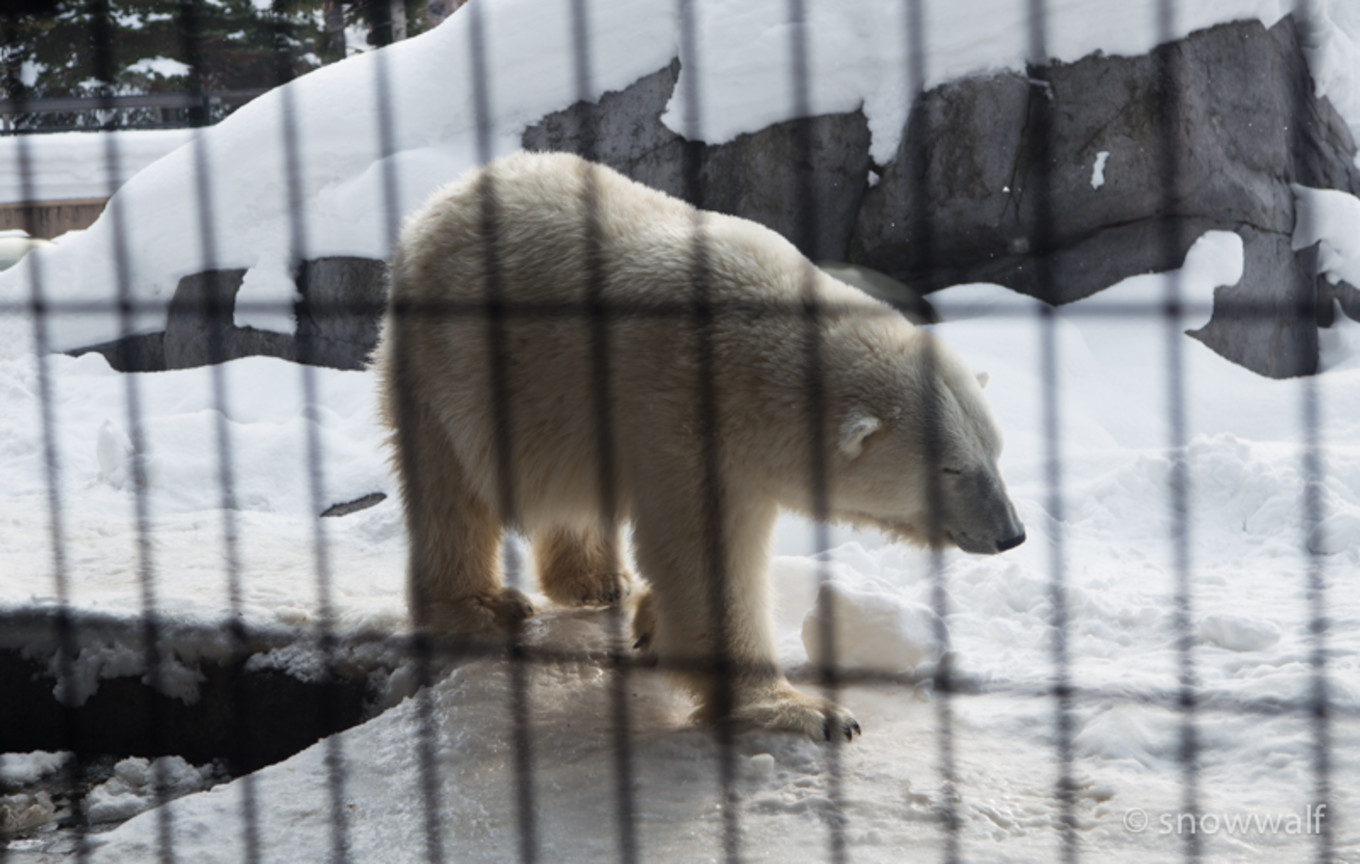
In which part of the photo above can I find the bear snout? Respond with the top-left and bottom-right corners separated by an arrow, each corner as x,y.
996,531 -> 1026,553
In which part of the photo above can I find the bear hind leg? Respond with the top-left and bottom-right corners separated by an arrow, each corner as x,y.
396,400 -> 533,636
534,523 -> 632,608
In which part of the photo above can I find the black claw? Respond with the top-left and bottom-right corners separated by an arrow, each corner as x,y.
852,720 -> 862,736
822,721 -> 831,742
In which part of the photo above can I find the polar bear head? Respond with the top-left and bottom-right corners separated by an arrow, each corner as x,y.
823,321 -> 1026,556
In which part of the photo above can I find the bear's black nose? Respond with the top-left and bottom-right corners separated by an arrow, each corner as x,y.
996,532 -> 1026,552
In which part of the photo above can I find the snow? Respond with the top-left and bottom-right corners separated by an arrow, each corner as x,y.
2,0 -> 1360,861
0,751 -> 71,786
83,756 -> 217,824
0,129 -> 198,205
124,56 -> 192,80
800,563 -> 945,677
1293,184 -> 1360,288
1090,150 -> 1110,189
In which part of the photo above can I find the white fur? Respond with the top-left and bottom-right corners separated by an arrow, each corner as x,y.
373,151 -> 1022,741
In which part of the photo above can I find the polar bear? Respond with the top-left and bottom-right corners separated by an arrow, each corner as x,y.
372,151 -> 1025,742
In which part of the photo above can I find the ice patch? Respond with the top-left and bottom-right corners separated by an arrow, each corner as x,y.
1197,613 -> 1283,652
744,752 -> 777,782
1307,510 -> 1360,555
801,577 -> 945,677
1073,703 -> 1180,768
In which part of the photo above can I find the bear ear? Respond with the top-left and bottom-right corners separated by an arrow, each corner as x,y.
975,370 -> 990,390
839,412 -> 883,459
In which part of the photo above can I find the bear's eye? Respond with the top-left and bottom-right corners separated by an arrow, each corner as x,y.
941,467 -> 963,475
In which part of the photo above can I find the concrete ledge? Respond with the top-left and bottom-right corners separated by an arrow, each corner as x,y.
0,197 -> 107,239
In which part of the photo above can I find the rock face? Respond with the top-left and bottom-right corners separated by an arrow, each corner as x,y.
163,269 -> 294,370
75,258 -> 385,372
525,60 -> 872,262
295,257 -> 388,370
526,15 -> 1360,378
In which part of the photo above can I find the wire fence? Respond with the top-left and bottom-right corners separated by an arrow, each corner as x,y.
0,91 -> 267,133
0,1 -> 1341,863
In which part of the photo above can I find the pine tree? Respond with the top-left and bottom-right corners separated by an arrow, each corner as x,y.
1,0 -> 426,130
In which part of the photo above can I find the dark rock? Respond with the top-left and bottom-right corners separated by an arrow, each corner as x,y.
1319,278 -> 1360,324
854,16 -> 1360,377
702,113 -> 871,261
295,257 -> 389,370
69,257 -> 386,372
163,269 -> 294,369
524,60 -> 872,262
71,331 -> 165,373
1191,232 -> 1319,377
524,61 -> 688,199
1340,282 -> 1360,323
162,268 -> 241,369
320,491 -> 388,518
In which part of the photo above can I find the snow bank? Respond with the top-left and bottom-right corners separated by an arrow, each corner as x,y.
0,751 -> 71,786
0,129 -> 197,205
1292,184 -> 1360,287
84,756 -> 218,824
800,563 -> 945,678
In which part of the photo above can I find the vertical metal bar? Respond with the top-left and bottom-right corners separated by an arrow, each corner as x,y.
1023,1 -> 1077,861
175,0 -> 263,860
1153,5 -> 1200,863
1300,364 -> 1334,864
465,3 -> 539,861
784,1 -> 849,861
1,11 -> 92,862
367,28 -> 448,864
565,1 -> 641,861
89,0 -> 176,860
1290,3 -> 1334,860
675,2 -> 741,860
271,4 -> 351,862
900,2 -> 964,860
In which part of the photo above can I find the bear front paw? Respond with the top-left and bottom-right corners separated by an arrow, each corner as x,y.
725,683 -> 862,743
